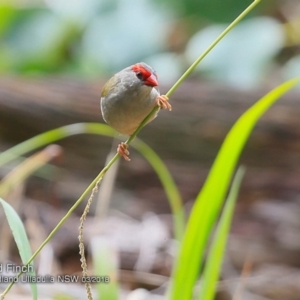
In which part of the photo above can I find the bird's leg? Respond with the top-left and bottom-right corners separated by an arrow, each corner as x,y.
156,95 -> 172,111
117,142 -> 130,161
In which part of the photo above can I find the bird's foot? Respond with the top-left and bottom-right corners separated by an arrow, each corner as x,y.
156,95 -> 172,111
117,142 -> 130,161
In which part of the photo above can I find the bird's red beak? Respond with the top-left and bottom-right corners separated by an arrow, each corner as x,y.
144,74 -> 158,87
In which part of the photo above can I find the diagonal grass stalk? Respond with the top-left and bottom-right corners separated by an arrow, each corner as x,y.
0,1 -> 261,298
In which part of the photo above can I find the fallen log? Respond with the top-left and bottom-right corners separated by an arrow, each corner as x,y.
0,77 -> 299,209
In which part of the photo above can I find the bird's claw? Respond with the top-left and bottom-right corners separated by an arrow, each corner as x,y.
157,95 -> 172,111
117,142 -> 130,161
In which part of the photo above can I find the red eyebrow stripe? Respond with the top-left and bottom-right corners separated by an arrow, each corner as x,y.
131,64 -> 151,78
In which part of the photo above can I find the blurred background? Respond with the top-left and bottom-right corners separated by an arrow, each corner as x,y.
0,0 -> 300,299
0,0 -> 300,87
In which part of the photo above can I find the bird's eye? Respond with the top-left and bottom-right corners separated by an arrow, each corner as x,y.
136,72 -> 144,80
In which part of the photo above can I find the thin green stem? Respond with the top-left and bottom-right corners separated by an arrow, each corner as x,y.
126,0 -> 260,145
166,0 -> 261,98
0,154 -> 119,298
0,1 -> 260,297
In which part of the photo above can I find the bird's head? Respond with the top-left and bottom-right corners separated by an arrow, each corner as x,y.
131,62 -> 158,87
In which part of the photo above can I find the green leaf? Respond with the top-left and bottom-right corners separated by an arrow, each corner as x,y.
0,4 -> 16,36
170,77 -> 300,300
0,123 -> 115,168
0,123 -> 184,242
0,198 -> 37,300
91,237 -> 119,300
199,166 -> 245,300
132,139 -> 185,241
186,17 -> 284,89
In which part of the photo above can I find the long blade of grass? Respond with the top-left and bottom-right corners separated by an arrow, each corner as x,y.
0,123 -> 115,168
199,166 -> 246,300
0,145 -> 61,198
0,198 -> 37,300
170,77 -> 300,300
132,139 -> 185,241
0,146 -> 62,300
0,124 -> 184,241
91,237 -> 119,300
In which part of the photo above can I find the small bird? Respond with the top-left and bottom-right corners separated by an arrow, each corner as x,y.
100,62 -> 171,161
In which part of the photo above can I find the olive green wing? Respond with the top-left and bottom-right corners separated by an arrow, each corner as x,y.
101,75 -> 118,98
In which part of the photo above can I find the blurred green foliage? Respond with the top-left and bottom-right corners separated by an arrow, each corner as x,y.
0,0 -> 298,89
0,0 -> 171,75
161,0 -> 255,23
